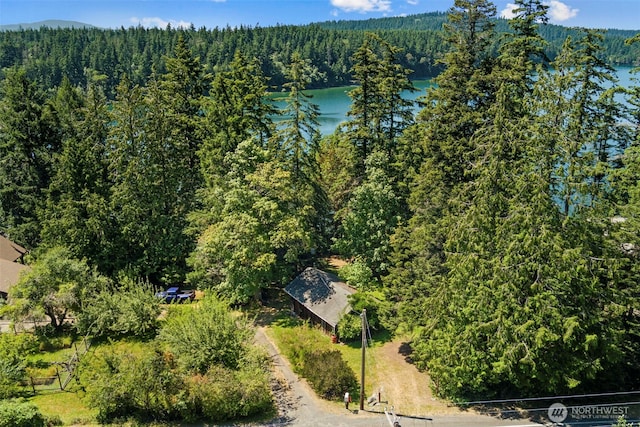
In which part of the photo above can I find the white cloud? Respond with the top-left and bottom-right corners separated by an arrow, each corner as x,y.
499,1 -> 578,23
130,16 -> 192,29
330,0 -> 392,13
407,0 -> 419,5
499,3 -> 518,19
547,0 -> 578,22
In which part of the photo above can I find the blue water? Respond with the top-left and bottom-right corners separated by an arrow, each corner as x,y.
271,67 -> 636,137
271,80 -> 434,136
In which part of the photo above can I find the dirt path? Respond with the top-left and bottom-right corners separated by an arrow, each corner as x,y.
367,338 -> 454,417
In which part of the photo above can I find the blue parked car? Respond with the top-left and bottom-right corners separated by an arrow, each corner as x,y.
155,287 -> 195,303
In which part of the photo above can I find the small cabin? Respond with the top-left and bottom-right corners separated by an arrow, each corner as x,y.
284,267 -> 355,335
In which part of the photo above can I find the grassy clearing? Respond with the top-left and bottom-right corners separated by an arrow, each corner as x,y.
30,390 -> 97,425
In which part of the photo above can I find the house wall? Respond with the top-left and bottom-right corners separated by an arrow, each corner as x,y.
290,299 -> 335,335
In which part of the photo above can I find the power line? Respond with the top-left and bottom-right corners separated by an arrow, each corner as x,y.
458,390 -> 640,406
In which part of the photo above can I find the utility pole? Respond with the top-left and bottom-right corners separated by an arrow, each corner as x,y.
360,308 -> 366,411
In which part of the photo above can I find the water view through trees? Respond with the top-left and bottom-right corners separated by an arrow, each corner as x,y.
274,66 -> 635,136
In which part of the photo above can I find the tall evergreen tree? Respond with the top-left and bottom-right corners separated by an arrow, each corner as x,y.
0,67 -> 59,247
385,1 -> 630,399
535,29 -> 626,217
40,72 -> 115,273
384,0 -> 499,330
108,38 -> 207,283
495,0 -> 549,122
607,34 -> 640,389
190,51 -> 316,302
273,51 -> 330,254
275,51 -> 323,181
200,51 -> 275,181
345,32 -> 415,175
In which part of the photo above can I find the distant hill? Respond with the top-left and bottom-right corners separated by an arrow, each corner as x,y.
315,12 -> 449,31
0,20 -> 97,31
314,11 -> 638,37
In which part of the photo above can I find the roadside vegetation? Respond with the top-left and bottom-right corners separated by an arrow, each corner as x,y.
1,297 -> 274,425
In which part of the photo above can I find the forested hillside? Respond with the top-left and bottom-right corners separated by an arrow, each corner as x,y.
1,0 -> 640,405
0,10 -> 638,97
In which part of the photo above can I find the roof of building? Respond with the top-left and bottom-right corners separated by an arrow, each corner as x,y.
284,267 -> 356,329
0,235 -> 27,262
0,258 -> 30,296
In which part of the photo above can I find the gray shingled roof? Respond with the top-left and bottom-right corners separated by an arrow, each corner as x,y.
284,267 -> 356,329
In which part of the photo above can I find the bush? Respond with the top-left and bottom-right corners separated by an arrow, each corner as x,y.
183,354 -> 273,423
79,345 -> 184,422
302,350 -> 358,400
337,313 -> 362,341
159,295 -> 253,373
80,327 -> 272,424
340,259 -> 378,290
0,333 -> 38,398
76,278 -> 160,339
0,399 -> 46,427
274,323 -> 358,400
338,291 -> 384,342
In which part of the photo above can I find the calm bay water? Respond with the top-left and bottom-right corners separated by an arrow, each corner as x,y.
272,67 -> 636,137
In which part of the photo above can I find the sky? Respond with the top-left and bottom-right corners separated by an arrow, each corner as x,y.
0,0 -> 639,31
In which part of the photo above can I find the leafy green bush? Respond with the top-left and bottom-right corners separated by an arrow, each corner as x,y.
301,350 -> 358,400
80,298 -> 272,424
338,291 -> 384,341
270,320 -> 317,372
337,313 -> 362,341
76,278 -> 160,339
0,399 -> 46,427
340,259 -> 377,290
159,295 -> 253,373
79,344 -> 184,422
0,333 -> 38,398
182,349 -> 273,422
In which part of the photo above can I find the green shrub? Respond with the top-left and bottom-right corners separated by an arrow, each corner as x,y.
76,279 -> 160,339
271,321 -> 320,372
37,335 -> 74,352
340,259 -> 378,290
273,323 -> 358,401
337,313 -> 362,341
301,350 -> 358,400
183,360 -> 272,423
79,345 -> 184,422
159,295 -> 253,373
79,333 -> 271,424
0,333 -> 38,398
0,399 -> 46,427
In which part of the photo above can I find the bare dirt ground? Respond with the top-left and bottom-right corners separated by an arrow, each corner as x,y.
367,338 -> 455,417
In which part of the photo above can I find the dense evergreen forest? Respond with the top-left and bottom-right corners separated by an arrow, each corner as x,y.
2,0 -> 640,404
0,10 -> 638,97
